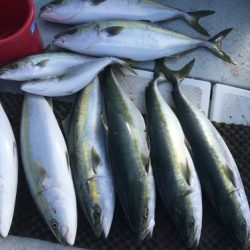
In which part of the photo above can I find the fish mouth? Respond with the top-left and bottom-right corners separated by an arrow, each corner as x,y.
61,225 -> 75,246
40,5 -> 53,16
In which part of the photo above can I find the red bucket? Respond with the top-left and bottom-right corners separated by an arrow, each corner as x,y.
0,0 -> 43,66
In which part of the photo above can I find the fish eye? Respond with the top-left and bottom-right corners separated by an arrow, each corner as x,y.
241,220 -> 247,231
190,217 -> 195,228
8,64 -> 18,70
50,219 -> 58,230
144,208 -> 149,219
94,208 -> 101,219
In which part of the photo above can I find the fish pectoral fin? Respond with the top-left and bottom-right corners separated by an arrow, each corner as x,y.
181,159 -> 192,186
223,164 -> 237,188
36,163 -> 49,187
102,26 -> 124,37
46,97 -> 53,109
142,153 -> 150,174
184,138 -> 193,154
91,147 -> 101,174
65,151 -> 71,172
180,188 -> 193,199
101,113 -> 108,132
89,0 -> 106,5
35,59 -> 49,68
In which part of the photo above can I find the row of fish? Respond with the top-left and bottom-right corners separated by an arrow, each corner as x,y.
0,0 -> 246,248
0,61 -> 249,248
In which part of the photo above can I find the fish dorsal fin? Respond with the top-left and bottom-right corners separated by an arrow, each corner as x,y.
36,163 -> 48,187
35,59 -> 49,68
181,159 -> 192,186
223,164 -> 237,188
90,0 -> 106,5
91,147 -> 100,174
102,26 -> 124,37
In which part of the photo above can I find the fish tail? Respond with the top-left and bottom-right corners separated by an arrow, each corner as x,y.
206,28 -> 235,64
185,10 -> 215,36
110,57 -> 137,75
155,59 -> 195,89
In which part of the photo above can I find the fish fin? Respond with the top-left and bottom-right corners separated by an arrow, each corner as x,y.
36,163 -> 48,186
35,59 -> 49,68
207,28 -> 235,64
90,0 -> 106,5
13,141 -> 17,157
65,151 -> 71,172
184,138 -> 192,154
112,65 -> 125,77
180,188 -> 193,199
181,159 -> 192,186
91,147 -> 100,174
101,113 -> 108,132
46,98 -> 53,108
224,164 -> 237,188
186,10 -> 215,36
110,58 -> 137,76
156,59 -> 195,89
142,153 -> 150,173
102,26 -> 124,37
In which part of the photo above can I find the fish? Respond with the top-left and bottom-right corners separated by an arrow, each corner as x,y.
20,57 -> 126,97
104,67 -> 156,240
158,59 -> 250,249
0,52 -> 97,81
40,0 -> 214,36
145,77 -> 202,248
66,77 -> 115,238
53,20 -> 234,63
0,103 -> 18,238
20,94 -> 77,245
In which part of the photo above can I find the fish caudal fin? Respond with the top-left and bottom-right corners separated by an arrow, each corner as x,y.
110,58 -> 137,76
185,10 -> 215,36
207,28 -> 235,64
155,59 -> 195,89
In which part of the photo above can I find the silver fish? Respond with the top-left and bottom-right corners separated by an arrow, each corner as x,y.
20,94 -> 77,245
158,59 -> 250,249
0,52 -> 96,81
53,20 -> 234,63
40,0 -> 214,36
21,57 -> 125,97
67,77 -> 115,238
145,77 -> 202,248
104,67 -> 156,240
0,103 -> 18,238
